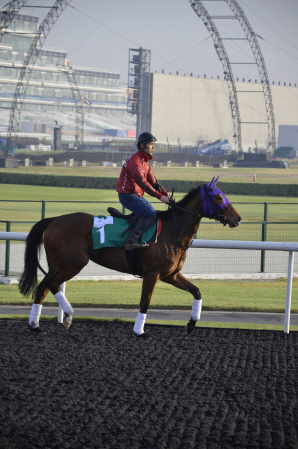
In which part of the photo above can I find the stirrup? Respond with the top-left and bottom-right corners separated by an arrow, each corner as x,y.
125,241 -> 148,250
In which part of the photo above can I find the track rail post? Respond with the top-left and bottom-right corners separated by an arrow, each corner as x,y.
284,251 -> 294,334
5,221 -> 11,277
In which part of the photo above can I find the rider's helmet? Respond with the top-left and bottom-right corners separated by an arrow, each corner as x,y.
137,132 -> 157,151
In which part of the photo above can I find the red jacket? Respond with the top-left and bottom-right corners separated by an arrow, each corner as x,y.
116,150 -> 167,199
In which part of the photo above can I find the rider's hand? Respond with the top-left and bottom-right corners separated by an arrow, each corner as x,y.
160,195 -> 170,204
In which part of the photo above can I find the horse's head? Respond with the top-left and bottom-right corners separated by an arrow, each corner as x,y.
200,176 -> 242,228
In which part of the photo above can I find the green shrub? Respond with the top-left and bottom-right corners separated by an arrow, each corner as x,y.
1,172 -> 298,196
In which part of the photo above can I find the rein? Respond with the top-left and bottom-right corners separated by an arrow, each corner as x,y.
169,184 -> 233,258
170,201 -> 202,257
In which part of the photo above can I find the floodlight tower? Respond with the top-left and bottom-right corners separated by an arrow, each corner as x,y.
127,48 -> 151,139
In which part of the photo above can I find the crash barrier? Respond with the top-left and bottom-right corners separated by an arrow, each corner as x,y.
0,231 -> 297,333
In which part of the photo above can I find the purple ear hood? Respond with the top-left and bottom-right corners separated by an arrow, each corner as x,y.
200,176 -> 230,218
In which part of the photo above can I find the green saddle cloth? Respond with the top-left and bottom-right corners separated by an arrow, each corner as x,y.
92,215 -> 157,250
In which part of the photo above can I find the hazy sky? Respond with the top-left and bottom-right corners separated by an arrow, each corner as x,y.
6,0 -> 298,85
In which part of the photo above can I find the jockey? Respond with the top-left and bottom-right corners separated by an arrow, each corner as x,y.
116,132 -> 170,249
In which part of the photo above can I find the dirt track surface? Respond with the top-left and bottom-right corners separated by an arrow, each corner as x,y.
1,321 -> 298,449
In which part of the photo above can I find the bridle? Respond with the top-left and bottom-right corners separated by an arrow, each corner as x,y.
169,183 -> 234,257
201,184 -> 234,227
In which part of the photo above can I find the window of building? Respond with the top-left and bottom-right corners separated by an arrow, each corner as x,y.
99,92 -> 106,101
43,88 -> 52,96
0,50 -> 9,60
3,68 -> 11,77
31,70 -> 39,80
17,21 -> 24,30
28,86 -> 36,95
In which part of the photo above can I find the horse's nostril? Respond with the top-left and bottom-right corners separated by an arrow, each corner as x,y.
238,216 -> 242,222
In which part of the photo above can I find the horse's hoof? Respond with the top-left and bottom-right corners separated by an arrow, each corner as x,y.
134,331 -> 150,339
186,319 -> 197,335
63,313 -> 73,330
29,325 -> 42,333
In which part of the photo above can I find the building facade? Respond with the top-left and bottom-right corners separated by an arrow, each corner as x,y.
141,73 -> 298,152
0,12 -> 128,117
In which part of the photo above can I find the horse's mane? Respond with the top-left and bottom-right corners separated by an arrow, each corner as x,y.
156,184 -> 202,220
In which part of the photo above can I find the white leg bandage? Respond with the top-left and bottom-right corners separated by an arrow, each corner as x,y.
133,312 -> 147,335
29,304 -> 42,328
191,299 -> 202,321
54,292 -> 74,315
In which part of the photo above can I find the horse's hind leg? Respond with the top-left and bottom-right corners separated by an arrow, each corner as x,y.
28,279 -> 50,332
44,267 -> 83,329
29,264 -> 85,331
161,272 -> 202,334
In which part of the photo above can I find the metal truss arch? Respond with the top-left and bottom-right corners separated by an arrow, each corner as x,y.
57,64 -> 84,149
0,0 -> 28,42
225,0 -> 276,154
189,0 -> 276,155
6,0 -> 72,154
190,1 -> 242,153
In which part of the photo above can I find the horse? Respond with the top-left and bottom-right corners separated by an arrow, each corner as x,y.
19,177 -> 242,337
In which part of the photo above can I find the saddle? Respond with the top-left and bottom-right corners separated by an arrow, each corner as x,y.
107,207 -> 134,220
93,208 -> 161,278
107,207 -> 161,278
107,207 -> 140,237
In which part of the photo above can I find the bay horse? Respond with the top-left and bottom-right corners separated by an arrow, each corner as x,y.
19,177 -> 242,337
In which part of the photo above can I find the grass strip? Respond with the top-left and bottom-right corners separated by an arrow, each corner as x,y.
1,279 -> 297,313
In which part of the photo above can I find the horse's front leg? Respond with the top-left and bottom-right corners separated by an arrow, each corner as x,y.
161,272 -> 202,334
134,272 -> 159,337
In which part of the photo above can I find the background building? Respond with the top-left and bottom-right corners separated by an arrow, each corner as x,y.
0,11 -> 135,144
141,73 -> 298,152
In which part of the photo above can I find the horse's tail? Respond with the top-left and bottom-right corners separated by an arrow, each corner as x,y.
19,217 -> 54,298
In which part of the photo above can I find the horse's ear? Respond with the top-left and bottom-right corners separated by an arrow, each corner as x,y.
208,177 -> 215,190
214,176 -> 220,186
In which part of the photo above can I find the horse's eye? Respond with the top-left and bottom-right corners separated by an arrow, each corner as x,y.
214,194 -> 223,202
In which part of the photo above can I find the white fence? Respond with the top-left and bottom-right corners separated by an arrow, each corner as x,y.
1,232 -> 297,333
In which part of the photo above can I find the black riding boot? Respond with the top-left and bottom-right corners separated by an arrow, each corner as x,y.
125,217 -> 156,249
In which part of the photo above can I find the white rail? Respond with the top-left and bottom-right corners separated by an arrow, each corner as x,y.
1,232 -> 297,333
190,240 -> 297,333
